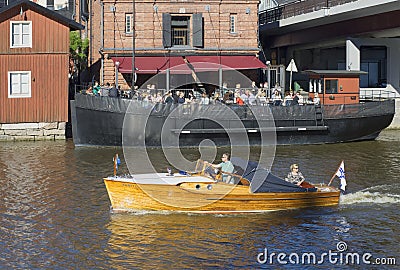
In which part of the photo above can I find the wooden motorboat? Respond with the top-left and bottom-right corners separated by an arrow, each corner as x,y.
104,158 -> 342,213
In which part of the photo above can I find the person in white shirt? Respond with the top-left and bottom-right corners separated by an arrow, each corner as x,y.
313,93 -> 321,105
200,93 -> 210,105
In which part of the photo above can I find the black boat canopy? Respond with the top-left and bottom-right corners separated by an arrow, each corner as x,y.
230,157 -> 317,193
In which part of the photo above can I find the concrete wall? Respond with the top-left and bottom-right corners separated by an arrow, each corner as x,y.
388,99 -> 400,129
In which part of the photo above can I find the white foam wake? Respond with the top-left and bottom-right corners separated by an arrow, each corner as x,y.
340,191 -> 400,205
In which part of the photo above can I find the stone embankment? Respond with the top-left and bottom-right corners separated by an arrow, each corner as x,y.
0,122 -> 65,141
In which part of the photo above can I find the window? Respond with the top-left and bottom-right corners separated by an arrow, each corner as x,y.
8,71 -> 31,98
125,13 -> 133,34
325,79 -> 338,94
360,46 -> 387,88
163,13 -> 202,48
230,14 -> 237,33
10,21 -> 32,48
171,16 -> 190,46
47,0 -> 54,10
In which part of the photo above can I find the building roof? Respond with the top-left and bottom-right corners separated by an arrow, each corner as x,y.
0,0 -> 83,30
302,70 -> 368,77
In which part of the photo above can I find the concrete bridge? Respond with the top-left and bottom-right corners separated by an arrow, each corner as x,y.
258,0 -> 400,128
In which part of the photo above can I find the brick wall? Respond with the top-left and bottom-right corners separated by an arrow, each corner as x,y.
88,0 -> 261,88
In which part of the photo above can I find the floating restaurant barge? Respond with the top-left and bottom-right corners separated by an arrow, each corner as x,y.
71,70 -> 395,147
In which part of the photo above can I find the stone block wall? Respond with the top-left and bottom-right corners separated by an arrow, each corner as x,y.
0,122 -> 66,141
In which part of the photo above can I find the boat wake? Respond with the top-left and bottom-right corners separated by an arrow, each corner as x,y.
340,189 -> 400,205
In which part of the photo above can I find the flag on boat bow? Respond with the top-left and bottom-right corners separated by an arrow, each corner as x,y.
113,154 -> 121,176
335,161 -> 346,191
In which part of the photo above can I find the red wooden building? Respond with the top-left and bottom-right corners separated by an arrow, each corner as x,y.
304,70 -> 368,105
0,0 -> 83,140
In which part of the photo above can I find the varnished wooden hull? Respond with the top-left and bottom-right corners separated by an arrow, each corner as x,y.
104,178 -> 340,213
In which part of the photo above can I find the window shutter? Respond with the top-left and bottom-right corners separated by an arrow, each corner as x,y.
192,13 -> 203,48
162,13 -> 171,48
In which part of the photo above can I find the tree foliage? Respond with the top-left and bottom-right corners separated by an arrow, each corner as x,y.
69,31 -> 89,71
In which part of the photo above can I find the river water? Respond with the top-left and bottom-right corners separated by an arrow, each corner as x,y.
0,131 -> 399,269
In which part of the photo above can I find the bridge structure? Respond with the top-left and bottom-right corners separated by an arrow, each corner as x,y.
258,0 -> 400,97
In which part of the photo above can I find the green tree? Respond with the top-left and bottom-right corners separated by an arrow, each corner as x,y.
69,31 -> 89,73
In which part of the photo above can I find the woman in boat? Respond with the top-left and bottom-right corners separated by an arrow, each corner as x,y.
206,153 -> 235,183
285,164 -> 305,186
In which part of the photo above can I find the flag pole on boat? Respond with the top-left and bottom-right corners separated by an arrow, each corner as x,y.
113,154 -> 121,176
328,160 -> 346,191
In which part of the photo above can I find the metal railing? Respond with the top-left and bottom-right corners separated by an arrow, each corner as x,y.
259,0 -> 360,25
360,89 -> 398,101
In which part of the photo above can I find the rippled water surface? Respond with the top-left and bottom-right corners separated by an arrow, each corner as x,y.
0,131 -> 399,269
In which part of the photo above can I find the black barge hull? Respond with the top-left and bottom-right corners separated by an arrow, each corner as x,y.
70,94 -> 395,147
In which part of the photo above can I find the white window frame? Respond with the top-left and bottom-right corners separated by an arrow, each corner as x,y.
229,14 -> 237,34
8,71 -> 32,98
125,13 -> 133,34
10,21 -> 32,48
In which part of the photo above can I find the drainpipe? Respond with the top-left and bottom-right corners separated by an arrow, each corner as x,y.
89,0 -> 93,80
100,1 -> 104,84
71,0 -> 75,20
80,0 -> 89,39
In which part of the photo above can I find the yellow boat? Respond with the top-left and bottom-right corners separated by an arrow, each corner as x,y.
104,159 -> 341,214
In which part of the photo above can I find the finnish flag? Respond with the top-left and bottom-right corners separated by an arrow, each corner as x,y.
335,161 -> 346,191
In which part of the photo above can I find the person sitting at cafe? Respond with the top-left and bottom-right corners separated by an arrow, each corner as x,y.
92,81 -> 101,96
109,83 -> 118,97
164,91 -> 174,104
313,93 -> 321,105
293,91 -> 304,105
285,164 -> 305,186
235,92 -> 244,105
177,92 -> 186,104
85,85 -> 93,95
205,153 -> 235,183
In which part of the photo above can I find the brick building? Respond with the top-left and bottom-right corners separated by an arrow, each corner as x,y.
84,0 -> 266,91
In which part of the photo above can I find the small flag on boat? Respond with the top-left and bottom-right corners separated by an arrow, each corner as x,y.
335,161 -> 346,191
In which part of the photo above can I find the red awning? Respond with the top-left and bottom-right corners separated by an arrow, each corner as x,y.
111,56 -> 187,74
111,55 -> 266,74
186,55 -> 267,70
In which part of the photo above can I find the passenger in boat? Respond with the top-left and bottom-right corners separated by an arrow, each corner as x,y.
206,153 -> 235,183
285,164 -> 305,186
